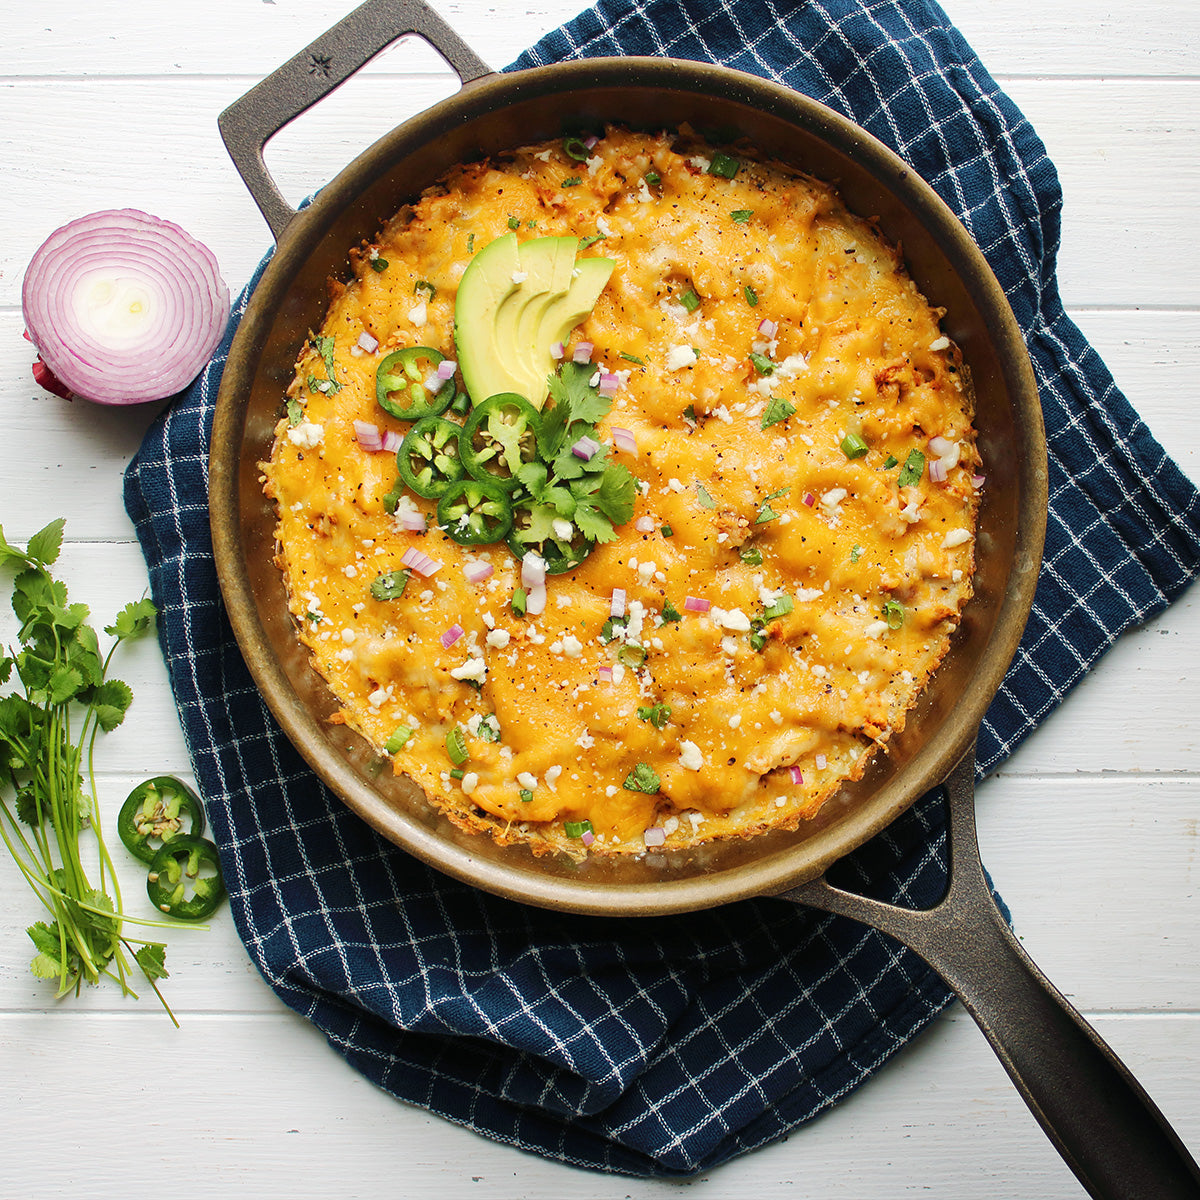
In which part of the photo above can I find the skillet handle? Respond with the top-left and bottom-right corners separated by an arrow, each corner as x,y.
780,747 -> 1200,1200
218,0 -> 492,242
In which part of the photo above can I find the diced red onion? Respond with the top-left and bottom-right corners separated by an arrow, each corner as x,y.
571,435 -> 601,461
521,551 -> 547,588
463,561 -> 494,584
572,341 -> 594,364
584,135 -> 599,150
550,341 -> 565,360
395,508 -> 426,532
424,372 -> 442,393
598,665 -> 614,683
789,765 -> 803,785
634,516 -> 655,533
356,331 -> 379,354
757,318 -> 778,338
580,830 -> 595,847
684,596 -> 710,614
353,420 -> 384,451
23,209 -> 229,405
610,588 -> 626,619
436,359 -> 457,380
440,623 -> 464,648
928,457 -> 948,484
400,546 -> 441,577
973,474 -> 987,489
611,427 -> 638,457
526,582 -> 547,616
815,754 -> 827,770
802,492 -> 816,507
598,372 -> 620,397
928,435 -> 955,458
382,429 -> 404,453
643,826 -> 666,848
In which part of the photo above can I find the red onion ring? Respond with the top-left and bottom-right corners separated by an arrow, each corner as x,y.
22,209 -> 229,405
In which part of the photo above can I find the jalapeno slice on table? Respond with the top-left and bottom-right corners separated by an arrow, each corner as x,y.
437,478 -> 515,545
117,775 -> 205,865
376,346 -> 455,420
146,835 -> 226,921
459,393 -> 541,492
397,415 -> 465,499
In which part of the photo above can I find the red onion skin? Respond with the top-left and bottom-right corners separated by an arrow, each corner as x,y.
32,357 -> 74,401
22,208 -> 229,406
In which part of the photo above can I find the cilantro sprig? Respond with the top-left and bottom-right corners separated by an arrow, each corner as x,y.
0,519 -> 179,1021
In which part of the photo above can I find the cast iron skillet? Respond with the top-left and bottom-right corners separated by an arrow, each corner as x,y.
210,1 -> 1200,1194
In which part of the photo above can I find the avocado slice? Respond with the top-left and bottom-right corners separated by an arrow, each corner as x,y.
455,234 -> 615,410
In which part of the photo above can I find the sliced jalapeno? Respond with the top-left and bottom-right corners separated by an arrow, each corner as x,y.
146,835 -> 226,921
459,393 -> 541,493
397,415 -> 465,499
376,346 -> 455,420
437,478 -> 514,545
506,502 -> 596,573
117,775 -> 205,865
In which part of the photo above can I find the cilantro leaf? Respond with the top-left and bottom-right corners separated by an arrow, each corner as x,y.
105,597 -> 157,642
546,360 -> 613,427
636,703 -> 671,729
589,465 -> 637,527
897,449 -> 926,488
134,943 -> 170,981
91,678 -> 134,733
761,397 -> 796,429
572,502 -> 617,544
623,762 -> 661,793
26,518 -> 65,566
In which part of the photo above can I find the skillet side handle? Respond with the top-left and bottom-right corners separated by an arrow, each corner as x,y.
780,749 -> 1200,1200
218,0 -> 493,242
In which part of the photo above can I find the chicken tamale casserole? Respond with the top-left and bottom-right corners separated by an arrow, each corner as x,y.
261,126 -> 982,857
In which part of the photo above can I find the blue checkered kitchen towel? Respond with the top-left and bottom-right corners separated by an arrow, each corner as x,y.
123,0 -> 1200,1178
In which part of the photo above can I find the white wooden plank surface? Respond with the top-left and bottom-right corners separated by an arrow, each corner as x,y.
1,1 -> 1198,1197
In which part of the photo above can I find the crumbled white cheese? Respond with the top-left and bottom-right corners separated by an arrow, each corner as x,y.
636,176 -> 654,203
407,300 -> 427,327
710,606 -> 752,632
929,335 -> 950,351
665,345 -> 698,371
679,740 -> 704,771
511,271 -> 528,285
342,565 -> 358,579
865,620 -> 889,639
460,772 -> 478,796
561,634 -> 583,658
449,656 -> 487,682
286,421 -> 324,449
517,772 -> 538,790
485,628 -> 510,649
544,765 -> 563,791
942,528 -> 972,549
796,587 -> 822,603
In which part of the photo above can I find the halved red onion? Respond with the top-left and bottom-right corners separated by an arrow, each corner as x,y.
571,435 -> 601,461
611,427 -> 638,457
353,420 -> 384,451
683,596 -> 710,614
23,209 -> 229,405
643,826 -> 666,848
521,551 -> 547,589
356,330 -> 379,354
382,429 -> 404,453
32,357 -> 73,400
436,359 -> 457,380
463,561 -> 494,584
610,588 -> 626,619
526,582 -> 547,616
400,546 -> 441,577
440,623 -> 464,648
572,341 -> 594,364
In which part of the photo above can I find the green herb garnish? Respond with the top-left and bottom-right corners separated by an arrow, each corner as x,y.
507,216 -> 520,230
385,726 -> 414,754
519,789 -> 534,804
561,177 -> 582,188
564,819 -> 594,838
512,588 -> 527,617
740,546 -> 763,566
619,643 -> 647,668
679,288 -> 701,313
661,599 -> 683,623
370,569 -> 410,601
731,209 -> 753,222
762,594 -> 794,621
636,703 -> 672,729
286,398 -> 304,426
748,352 -> 775,376
897,449 -> 926,488
620,352 -> 645,365
313,336 -> 341,392
696,484 -> 717,509
708,151 -> 741,178
414,280 -> 437,300
644,170 -> 661,187
850,545 -> 863,563
369,256 -> 388,273
744,285 -> 759,307
579,233 -> 607,250
883,600 -> 905,629
623,762 -> 661,793
761,396 -> 796,430
661,524 -> 673,537
445,727 -> 469,766
841,432 -> 869,459
563,135 -> 590,162
476,716 -> 501,744
883,454 -> 899,469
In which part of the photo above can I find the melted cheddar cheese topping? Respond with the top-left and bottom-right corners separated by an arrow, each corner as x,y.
263,128 -> 980,856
